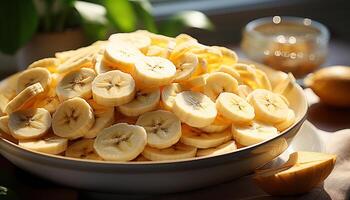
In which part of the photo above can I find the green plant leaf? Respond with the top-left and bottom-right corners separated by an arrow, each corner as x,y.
131,0 -> 157,33
74,1 -> 109,41
159,11 -> 214,37
0,0 -> 39,54
104,0 -> 136,32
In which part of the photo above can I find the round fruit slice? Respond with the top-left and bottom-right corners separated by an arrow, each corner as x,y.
273,72 -> 296,95
196,140 -> 237,157
84,99 -> 115,139
134,56 -> 176,88
161,83 -> 185,110
248,89 -> 290,124
65,139 -> 102,160
19,135 -> 68,155
52,97 -> 95,139
16,68 -> 51,93
237,84 -> 253,99
232,121 -> 279,146
136,110 -> 181,149
94,123 -> 147,161
119,89 -> 160,117
108,32 -> 151,53
213,46 -> 238,66
56,68 -> 96,101
8,108 -> 51,140
203,72 -> 238,101
92,70 -> 135,106
216,92 -> 255,124
274,109 -> 295,131
216,65 -> 241,82
172,52 -> 198,82
146,45 -> 170,58
5,83 -> 44,114
94,55 -> 115,75
142,143 -> 197,161
173,91 -> 217,128
57,45 -> 97,73
199,115 -> 231,133
180,125 -> 232,148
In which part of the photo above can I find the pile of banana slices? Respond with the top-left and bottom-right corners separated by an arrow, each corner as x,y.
0,30 -> 296,162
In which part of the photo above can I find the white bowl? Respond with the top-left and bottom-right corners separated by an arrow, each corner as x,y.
0,62 -> 308,194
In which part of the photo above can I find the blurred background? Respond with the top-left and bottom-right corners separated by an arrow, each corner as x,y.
0,0 -> 349,77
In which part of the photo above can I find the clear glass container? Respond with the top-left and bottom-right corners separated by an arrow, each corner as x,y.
241,16 -> 329,77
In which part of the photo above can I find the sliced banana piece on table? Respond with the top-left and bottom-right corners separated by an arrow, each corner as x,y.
5,83 -> 44,114
142,143 -> 197,161
237,84 -> 253,99
109,32 -> 151,53
119,89 -> 160,117
92,70 -> 135,107
274,109 -> 295,131
19,135 -> 68,155
136,110 -> 181,149
180,125 -> 232,148
65,139 -> 102,160
161,83 -> 185,110
232,121 -> 279,146
173,91 -> 217,128
104,42 -> 144,74
84,99 -> 115,139
171,52 -> 198,82
56,68 -> 96,101
94,54 -> 115,75
216,65 -> 241,82
16,68 -> 51,93
248,89 -> 290,124
28,57 -> 60,72
8,108 -> 51,140
199,115 -> 231,133
52,97 -> 95,139
94,123 -> 147,161
197,140 -> 237,157
134,56 -> 176,88
216,92 -> 255,124
203,72 -> 238,101
0,115 -> 10,134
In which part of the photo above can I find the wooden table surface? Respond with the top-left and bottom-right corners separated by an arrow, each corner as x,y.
0,40 -> 349,200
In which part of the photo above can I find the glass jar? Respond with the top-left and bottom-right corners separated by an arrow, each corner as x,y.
241,16 -> 329,77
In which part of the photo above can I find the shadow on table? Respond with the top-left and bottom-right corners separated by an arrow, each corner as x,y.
307,102 -> 350,132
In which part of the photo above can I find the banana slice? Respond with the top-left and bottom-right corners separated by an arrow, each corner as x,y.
203,72 -> 238,101
92,70 -> 135,107
5,83 -> 44,114
8,108 -> 51,140
234,63 -> 261,89
136,110 -> 181,149
216,92 -> 255,124
173,91 -> 217,128
213,46 -> 238,66
104,42 -> 144,74
19,135 -> 68,155
135,30 -> 174,48
119,89 -> 160,117
84,99 -> 115,139
146,45 -> 170,58
94,123 -> 147,161
216,65 -> 241,82
133,154 -> 150,162
57,45 -> 97,73
134,56 -> 176,88
94,55 -> 115,75
197,140 -> 237,157
0,94 -> 10,114
172,52 -> 198,82
237,84 -> 253,99
56,68 -> 96,101
232,121 -> 279,146
248,89 -> 290,124
274,109 -> 295,131
255,69 -> 272,90
161,83 -> 185,110
16,68 -> 51,93
273,72 -> 296,95
0,115 -> 10,134
65,139 -> 102,160
180,125 -> 232,148
28,57 -> 60,72
52,97 -> 95,139
142,143 -> 197,161
109,32 -> 151,53
199,115 -> 231,133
